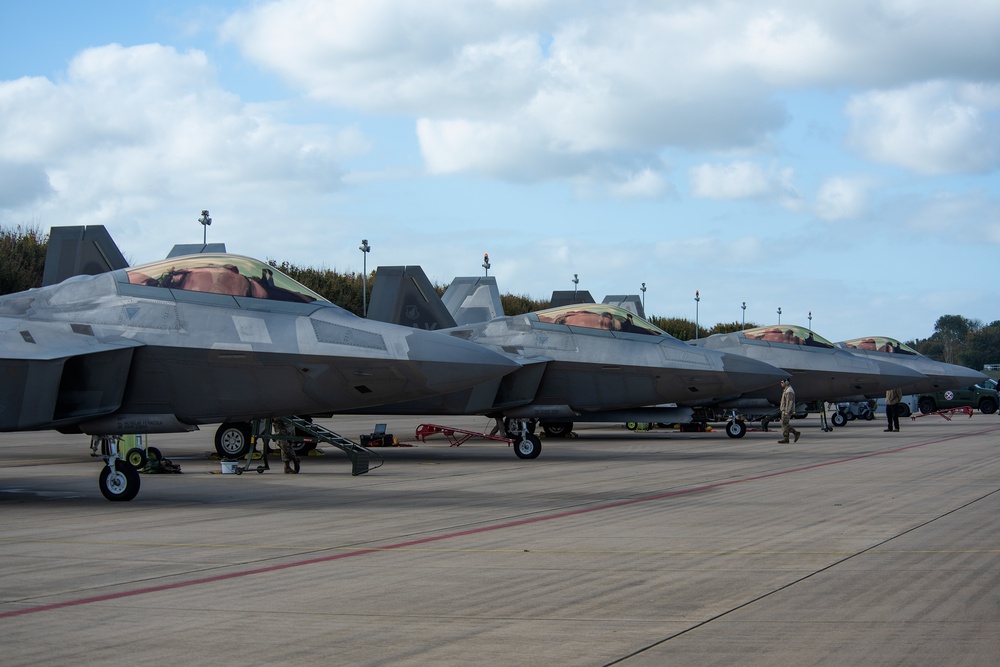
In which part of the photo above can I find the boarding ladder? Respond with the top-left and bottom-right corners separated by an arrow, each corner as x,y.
275,416 -> 382,475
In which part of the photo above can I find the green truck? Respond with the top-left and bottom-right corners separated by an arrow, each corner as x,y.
916,383 -> 999,415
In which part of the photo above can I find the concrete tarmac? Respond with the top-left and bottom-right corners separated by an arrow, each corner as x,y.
1,413 -> 998,666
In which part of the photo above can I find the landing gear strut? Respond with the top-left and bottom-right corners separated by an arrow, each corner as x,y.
506,419 -> 542,459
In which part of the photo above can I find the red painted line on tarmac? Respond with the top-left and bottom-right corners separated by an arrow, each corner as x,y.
3,426 -> 997,619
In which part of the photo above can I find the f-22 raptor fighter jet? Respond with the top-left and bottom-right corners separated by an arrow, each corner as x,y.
364,266 -> 789,455
0,228 -> 518,501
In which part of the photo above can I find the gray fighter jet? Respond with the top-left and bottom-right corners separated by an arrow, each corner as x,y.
684,324 -> 927,433
837,336 -> 987,394
364,266 -> 789,453
0,252 -> 519,500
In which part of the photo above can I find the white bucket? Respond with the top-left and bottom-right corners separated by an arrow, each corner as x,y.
220,460 -> 239,474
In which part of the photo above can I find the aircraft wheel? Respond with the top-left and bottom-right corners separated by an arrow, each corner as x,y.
99,460 -> 141,501
215,422 -> 252,458
513,434 -> 542,459
541,422 -> 573,438
725,420 -> 747,439
831,412 -> 846,427
125,447 -> 147,468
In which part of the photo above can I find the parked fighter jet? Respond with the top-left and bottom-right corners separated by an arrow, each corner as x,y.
0,250 -> 519,501
364,266 -> 789,454
682,324 -> 927,433
837,336 -> 987,394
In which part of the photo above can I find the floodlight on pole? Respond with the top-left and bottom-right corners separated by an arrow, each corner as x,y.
572,273 -> 579,300
641,282 -> 646,312
777,307 -> 782,325
808,310 -> 812,332
741,301 -> 746,330
198,210 -> 211,245
695,290 -> 700,340
482,253 -> 490,276
359,239 -> 371,317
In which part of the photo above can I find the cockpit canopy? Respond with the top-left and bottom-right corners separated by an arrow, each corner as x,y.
742,324 -> 834,348
125,254 -> 327,304
534,304 -> 663,335
841,336 -> 918,355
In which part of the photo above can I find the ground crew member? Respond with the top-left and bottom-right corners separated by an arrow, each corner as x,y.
778,378 -> 801,443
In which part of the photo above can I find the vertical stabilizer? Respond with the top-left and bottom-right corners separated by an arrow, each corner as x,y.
367,266 -> 458,331
602,295 -> 645,319
442,276 -> 504,325
42,225 -> 129,286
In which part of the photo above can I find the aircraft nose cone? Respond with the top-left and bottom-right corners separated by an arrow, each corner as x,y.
876,359 -> 928,389
404,329 -> 519,392
720,352 -> 790,393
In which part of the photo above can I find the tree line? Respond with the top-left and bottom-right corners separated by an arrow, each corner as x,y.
1,224 -> 996,370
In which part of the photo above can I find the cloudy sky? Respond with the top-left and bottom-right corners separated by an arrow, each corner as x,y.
2,0 -> 998,343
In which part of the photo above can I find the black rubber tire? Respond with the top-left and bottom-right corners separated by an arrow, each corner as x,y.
513,434 -> 542,459
897,404 -> 911,418
146,446 -> 162,462
831,412 -> 846,427
725,420 -> 747,439
541,422 -> 573,438
979,397 -> 997,414
99,460 -> 141,501
215,422 -> 252,458
918,398 -> 936,415
125,447 -> 147,468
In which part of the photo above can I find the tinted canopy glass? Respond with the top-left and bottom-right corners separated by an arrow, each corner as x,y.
841,336 -> 918,355
743,324 -> 834,348
535,304 -> 663,335
126,254 -> 327,304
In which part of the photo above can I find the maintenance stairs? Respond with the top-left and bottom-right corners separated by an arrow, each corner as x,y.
275,416 -> 382,475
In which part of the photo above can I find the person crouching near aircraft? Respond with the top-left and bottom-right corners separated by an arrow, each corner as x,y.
778,379 -> 801,443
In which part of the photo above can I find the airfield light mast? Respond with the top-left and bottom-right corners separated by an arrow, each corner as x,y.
482,253 -> 490,276
641,282 -> 646,313
695,290 -> 700,340
198,210 -> 211,245
572,274 -> 579,300
360,239 -> 371,317
808,310 -> 812,332
741,301 -> 746,330
777,307 -> 782,325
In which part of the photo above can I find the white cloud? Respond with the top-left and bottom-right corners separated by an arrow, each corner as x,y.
220,1 -> 1000,185
0,43 -> 367,258
814,176 -> 870,220
847,81 -> 1000,174
689,161 -> 798,207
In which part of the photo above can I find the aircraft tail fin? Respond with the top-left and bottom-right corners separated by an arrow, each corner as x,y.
367,265 -> 458,331
441,276 -> 504,325
42,225 -> 129,286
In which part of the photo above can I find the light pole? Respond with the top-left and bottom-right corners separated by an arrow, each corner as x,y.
741,301 -> 746,330
359,239 -> 370,317
572,274 -> 579,300
198,210 -> 211,244
808,310 -> 812,332
695,290 -> 700,340
777,307 -> 782,325
641,282 -> 646,313
482,253 -> 490,276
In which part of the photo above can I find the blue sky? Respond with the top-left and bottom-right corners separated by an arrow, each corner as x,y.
2,1 -> 999,343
